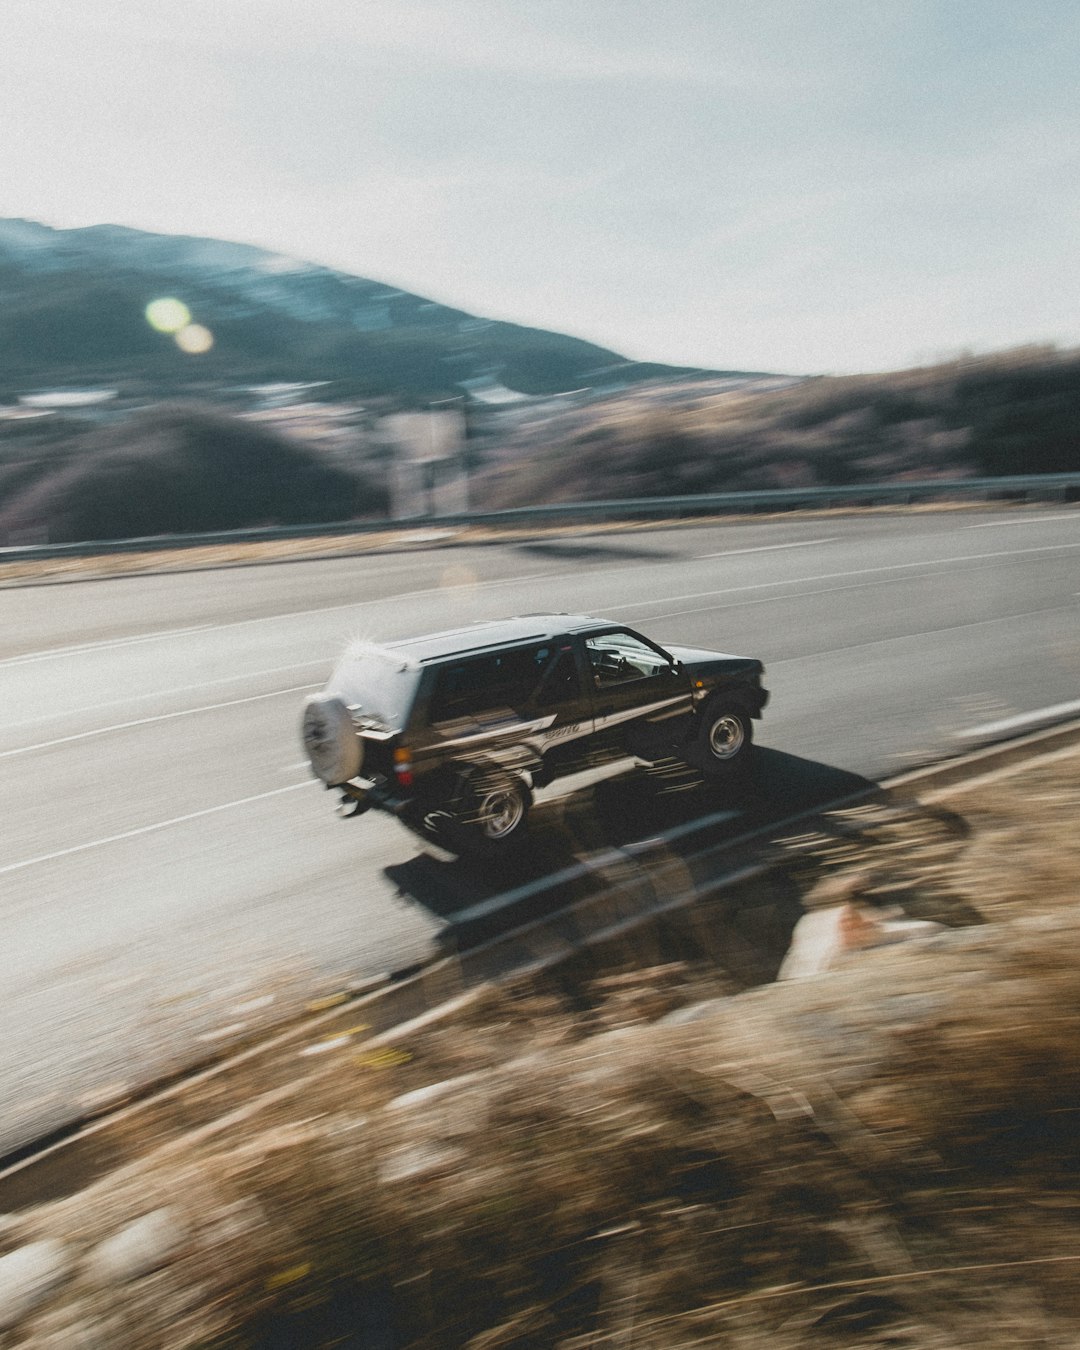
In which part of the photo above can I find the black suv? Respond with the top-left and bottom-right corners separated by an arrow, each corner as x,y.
301,614 -> 767,852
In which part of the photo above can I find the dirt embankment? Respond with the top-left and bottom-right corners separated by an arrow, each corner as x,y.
2,749 -> 1080,1348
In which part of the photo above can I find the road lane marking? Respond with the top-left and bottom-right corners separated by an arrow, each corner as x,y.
0,569 -> 565,667
626,567 -> 1080,625
697,537 -> 837,558
1,659 -> 331,733
0,624 -> 216,666
955,699 -> 1080,739
967,515 -> 1079,528
5,538 -> 1077,670
0,781 -> 314,877
753,599 -> 1078,666
0,683 -> 322,759
601,540 -> 1080,615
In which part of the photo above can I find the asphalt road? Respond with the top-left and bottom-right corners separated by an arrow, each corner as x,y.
2,507 -> 1079,1155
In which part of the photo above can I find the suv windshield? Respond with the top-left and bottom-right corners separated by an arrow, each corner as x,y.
330,646 -> 420,728
585,631 -> 673,683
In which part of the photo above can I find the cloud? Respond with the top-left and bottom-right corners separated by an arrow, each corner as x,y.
3,0 -> 1080,373
3,0 -> 806,91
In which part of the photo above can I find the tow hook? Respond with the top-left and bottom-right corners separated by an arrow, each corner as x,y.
336,784 -> 371,819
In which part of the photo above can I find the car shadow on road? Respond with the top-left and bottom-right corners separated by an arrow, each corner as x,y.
381,747 -> 879,941
513,539 -> 682,562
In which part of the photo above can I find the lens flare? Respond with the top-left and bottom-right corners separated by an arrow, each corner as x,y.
440,564 -> 478,589
145,297 -> 191,333
175,324 -> 214,354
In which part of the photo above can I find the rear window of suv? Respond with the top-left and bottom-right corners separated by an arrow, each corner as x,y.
429,644 -> 558,723
330,646 -> 421,728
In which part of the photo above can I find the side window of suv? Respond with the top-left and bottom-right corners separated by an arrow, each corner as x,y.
536,646 -> 581,708
429,645 -> 554,723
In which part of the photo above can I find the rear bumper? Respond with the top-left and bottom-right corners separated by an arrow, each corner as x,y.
337,777 -> 413,818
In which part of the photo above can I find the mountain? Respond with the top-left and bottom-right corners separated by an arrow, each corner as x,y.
0,220 -> 722,401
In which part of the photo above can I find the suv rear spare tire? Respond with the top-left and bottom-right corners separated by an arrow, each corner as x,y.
302,694 -> 363,785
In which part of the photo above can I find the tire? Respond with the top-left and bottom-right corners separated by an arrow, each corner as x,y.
446,769 -> 531,855
689,702 -> 753,779
301,694 -> 363,785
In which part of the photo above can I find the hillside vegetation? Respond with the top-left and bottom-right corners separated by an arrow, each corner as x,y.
0,220 -> 706,400
473,346 -> 1080,507
0,406 -> 384,543
2,347 -> 1078,544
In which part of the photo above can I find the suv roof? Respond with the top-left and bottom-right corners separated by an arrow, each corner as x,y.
381,614 -> 610,663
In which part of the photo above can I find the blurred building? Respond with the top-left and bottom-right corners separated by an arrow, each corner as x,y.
384,409 -> 468,520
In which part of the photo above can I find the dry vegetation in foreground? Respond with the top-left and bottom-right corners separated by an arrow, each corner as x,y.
5,749 -> 1080,1349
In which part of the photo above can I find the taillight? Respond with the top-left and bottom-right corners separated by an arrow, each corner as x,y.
393,747 -> 414,788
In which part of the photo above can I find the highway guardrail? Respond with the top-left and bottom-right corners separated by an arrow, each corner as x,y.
2,474 -> 1078,563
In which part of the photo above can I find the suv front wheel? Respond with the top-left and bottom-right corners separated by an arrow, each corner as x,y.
689,702 -> 753,779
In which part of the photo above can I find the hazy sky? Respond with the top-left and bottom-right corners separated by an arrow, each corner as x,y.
3,0 -> 1079,375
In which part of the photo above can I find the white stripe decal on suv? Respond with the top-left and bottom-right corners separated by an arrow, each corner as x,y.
594,696 -> 690,734
432,715 -> 559,752
424,694 -> 691,761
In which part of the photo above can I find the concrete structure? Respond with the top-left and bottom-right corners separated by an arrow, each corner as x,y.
385,409 -> 468,520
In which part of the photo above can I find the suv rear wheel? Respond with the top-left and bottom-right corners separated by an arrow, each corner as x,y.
448,769 -> 531,855
476,777 -> 529,840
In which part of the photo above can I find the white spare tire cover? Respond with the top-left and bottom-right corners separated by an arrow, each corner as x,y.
301,694 -> 363,785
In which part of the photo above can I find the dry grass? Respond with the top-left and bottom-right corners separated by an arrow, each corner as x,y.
0,529 -> 456,587
472,346 -> 1080,508
6,751 -> 1080,1348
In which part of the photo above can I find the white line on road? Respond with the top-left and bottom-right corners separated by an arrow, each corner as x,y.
0,781 -> 314,877
697,537 -> 837,559
630,567 -> 1079,627
1,659 -> 331,733
0,624 -> 216,667
756,599 -> 1077,665
0,683 -> 322,759
967,515 -> 1079,528
602,540 -> 1080,616
954,699 -> 1080,740
633,567 -> 962,623
0,569 -> 565,667
6,539 -> 1078,670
